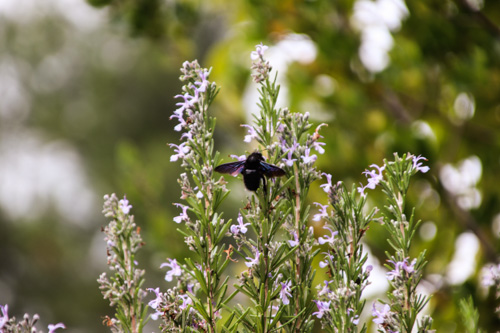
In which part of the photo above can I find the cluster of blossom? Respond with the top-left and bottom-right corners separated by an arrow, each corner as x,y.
311,178 -> 375,332
146,279 -> 205,331
98,194 -> 147,332
0,305 -> 65,333
162,59 -> 236,332
250,43 -> 272,83
169,60 -> 218,166
357,153 -> 433,331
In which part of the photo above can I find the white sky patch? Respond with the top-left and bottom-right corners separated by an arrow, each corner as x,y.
351,0 -> 409,73
445,232 -> 480,285
439,156 -> 482,210
243,34 -> 317,122
0,130 -> 96,226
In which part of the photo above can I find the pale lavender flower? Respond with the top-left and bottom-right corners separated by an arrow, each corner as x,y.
173,93 -> 193,116
357,182 -> 367,197
0,304 -> 8,329
312,300 -> 331,319
412,155 -> 430,173
241,124 -> 258,143
372,302 -> 391,325
147,288 -> 162,310
180,131 -> 193,141
318,280 -> 331,296
348,308 -> 360,325
319,252 -> 333,268
282,149 -> 297,167
48,322 -> 66,333
312,202 -> 329,222
362,164 -> 385,190
231,214 -> 250,235
320,173 -> 333,193
173,203 -> 189,223
230,154 -> 246,161
287,231 -> 299,247
250,43 -> 268,60
482,264 -> 500,287
301,148 -> 317,164
178,294 -> 193,310
386,258 -> 416,281
118,196 -> 132,214
312,140 -> 326,154
161,259 -> 182,282
280,280 -> 292,305
169,142 -> 190,162
318,226 -> 338,246
194,69 -> 211,93
170,112 -> 187,132
245,248 -> 260,268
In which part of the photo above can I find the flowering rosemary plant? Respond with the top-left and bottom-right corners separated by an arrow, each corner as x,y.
363,154 -> 433,332
98,194 -> 148,333
96,44 -> 440,333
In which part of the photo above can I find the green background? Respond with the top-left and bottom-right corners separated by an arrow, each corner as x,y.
0,0 -> 499,331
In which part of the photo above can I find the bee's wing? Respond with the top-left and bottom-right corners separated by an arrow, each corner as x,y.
214,161 -> 245,176
260,162 -> 286,177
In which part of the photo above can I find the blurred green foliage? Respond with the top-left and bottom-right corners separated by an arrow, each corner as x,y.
1,0 -> 499,331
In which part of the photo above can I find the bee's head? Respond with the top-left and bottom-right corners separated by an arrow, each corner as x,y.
247,152 -> 264,163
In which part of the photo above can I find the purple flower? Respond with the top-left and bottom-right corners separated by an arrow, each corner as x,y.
347,308 -> 359,325
147,288 -> 165,320
287,231 -> 299,247
320,173 -> 333,193
173,93 -> 192,116
230,154 -> 247,161
319,252 -> 334,268
169,142 -> 190,162
412,154 -> 430,173
48,323 -> 66,333
178,294 -> 193,310
245,248 -> 260,268
312,202 -> 329,222
280,280 -> 293,305
362,163 -> 385,190
282,149 -> 297,167
118,196 -> 132,214
372,302 -> 391,325
312,300 -> 331,319
357,182 -> 367,197
241,124 -> 258,143
301,148 -> 317,164
230,214 -> 250,235
173,203 -> 189,223
482,264 -> 500,287
160,259 -> 182,282
0,304 -> 8,329
386,258 -> 416,281
170,112 -> 187,132
312,140 -> 326,154
251,43 -> 268,60
317,280 -> 331,296
194,69 -> 210,93
318,226 -> 338,246
147,288 -> 162,310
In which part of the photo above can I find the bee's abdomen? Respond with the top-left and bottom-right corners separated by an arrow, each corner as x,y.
243,169 -> 262,191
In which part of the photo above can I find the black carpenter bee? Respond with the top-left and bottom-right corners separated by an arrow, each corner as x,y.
215,152 -> 285,191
